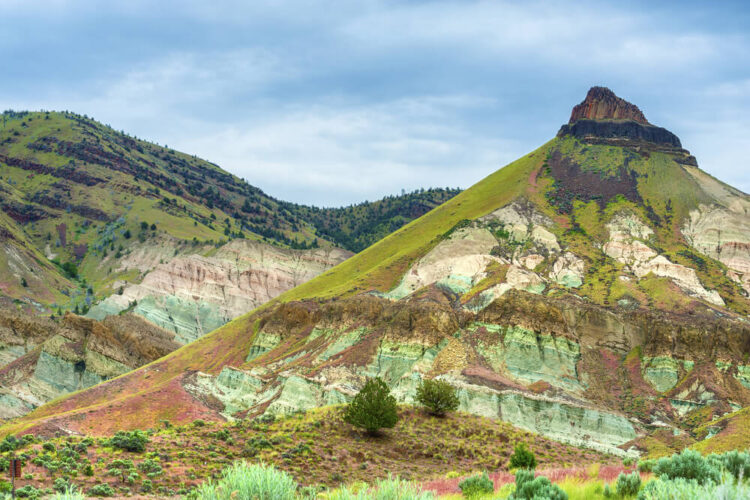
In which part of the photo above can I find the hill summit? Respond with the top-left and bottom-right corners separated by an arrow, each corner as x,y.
569,86 -> 649,124
559,87 -> 683,148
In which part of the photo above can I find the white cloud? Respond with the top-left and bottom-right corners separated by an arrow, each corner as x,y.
175,97 -> 520,206
0,0 -> 748,205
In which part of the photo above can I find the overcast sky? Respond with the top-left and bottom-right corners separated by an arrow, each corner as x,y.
2,0 -> 748,206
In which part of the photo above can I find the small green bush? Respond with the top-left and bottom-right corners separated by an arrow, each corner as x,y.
50,488 -> 86,500
637,459 -> 656,473
327,475 -> 435,499
88,483 -> 115,497
0,436 -> 20,452
509,443 -> 537,470
637,477 -> 710,499
138,458 -> 162,476
53,478 -> 71,493
343,377 -> 398,435
16,485 -> 40,499
141,479 -> 153,494
458,472 -> 494,497
194,462 -> 297,500
415,378 -> 459,417
653,449 -> 720,485
510,469 -> 567,500
707,450 -> 750,481
615,471 -> 641,496
109,430 -> 148,453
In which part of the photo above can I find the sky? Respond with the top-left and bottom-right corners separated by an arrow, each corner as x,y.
1,0 -> 749,206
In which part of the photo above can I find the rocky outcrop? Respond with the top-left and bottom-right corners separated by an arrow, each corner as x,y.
569,87 -> 649,124
558,87 -> 683,148
0,311 -> 178,419
683,203 -> 750,296
604,212 -> 724,305
387,227 -> 500,299
175,290 -> 750,455
90,240 -> 352,343
558,119 -> 682,148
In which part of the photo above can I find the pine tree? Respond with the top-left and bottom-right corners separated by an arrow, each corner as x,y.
343,377 -> 398,436
416,378 -> 459,417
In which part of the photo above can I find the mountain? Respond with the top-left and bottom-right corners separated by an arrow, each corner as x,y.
4,88 -> 750,459
0,110 -> 458,311
0,110 -> 459,416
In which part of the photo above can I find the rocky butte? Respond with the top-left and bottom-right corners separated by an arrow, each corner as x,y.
4,88 -> 750,462
558,86 -> 683,149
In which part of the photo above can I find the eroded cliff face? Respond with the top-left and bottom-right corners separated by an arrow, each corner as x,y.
681,167 -> 750,296
180,290 -> 749,456
89,241 -> 352,343
0,311 -> 178,418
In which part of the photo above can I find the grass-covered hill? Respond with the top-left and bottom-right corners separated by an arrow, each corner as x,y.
0,109 -> 461,422
0,109 -> 459,309
4,87 -> 750,465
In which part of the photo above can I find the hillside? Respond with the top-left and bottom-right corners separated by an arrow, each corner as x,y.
0,110 -> 460,418
4,88 -> 750,461
0,309 -> 178,419
0,110 -> 459,310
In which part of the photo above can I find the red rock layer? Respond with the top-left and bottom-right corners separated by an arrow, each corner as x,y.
569,87 -> 648,124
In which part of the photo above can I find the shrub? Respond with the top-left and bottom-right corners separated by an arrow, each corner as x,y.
707,450 -> 750,481
637,459 -> 656,473
88,483 -> 115,497
141,479 -> 153,494
637,477 -> 711,499
53,478 -> 71,493
138,458 -> 163,476
415,378 -> 459,417
109,430 -> 148,453
615,471 -> 641,496
653,449 -> 720,485
193,462 -> 297,500
15,485 -> 40,499
0,436 -> 20,452
511,469 -> 567,500
328,475 -> 435,499
458,472 -> 494,497
343,377 -> 398,435
509,443 -> 537,470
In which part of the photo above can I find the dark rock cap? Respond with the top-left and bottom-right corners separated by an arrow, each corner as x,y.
569,87 -> 649,124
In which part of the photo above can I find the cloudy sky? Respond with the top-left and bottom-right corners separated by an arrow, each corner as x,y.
2,0 -> 748,206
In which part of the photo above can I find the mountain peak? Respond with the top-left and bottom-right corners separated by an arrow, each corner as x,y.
569,86 -> 649,124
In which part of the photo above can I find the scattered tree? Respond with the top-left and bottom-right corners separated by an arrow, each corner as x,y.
510,443 -> 537,470
415,378 -> 459,417
343,377 -> 398,436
